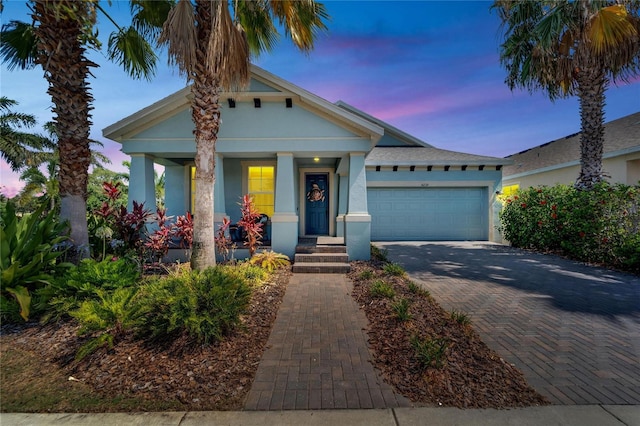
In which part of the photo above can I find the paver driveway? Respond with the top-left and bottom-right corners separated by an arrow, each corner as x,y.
376,241 -> 640,405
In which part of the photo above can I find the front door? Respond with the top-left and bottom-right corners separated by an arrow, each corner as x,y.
305,173 -> 329,235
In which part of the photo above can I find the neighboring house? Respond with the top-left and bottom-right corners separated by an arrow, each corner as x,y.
103,66 -> 508,260
502,112 -> 640,194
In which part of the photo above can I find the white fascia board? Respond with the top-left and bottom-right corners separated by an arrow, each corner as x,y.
103,65 -> 384,146
250,66 -> 384,144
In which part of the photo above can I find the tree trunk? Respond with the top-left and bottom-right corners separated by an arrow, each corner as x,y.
575,65 -> 607,190
33,0 -> 95,258
190,1 -> 219,270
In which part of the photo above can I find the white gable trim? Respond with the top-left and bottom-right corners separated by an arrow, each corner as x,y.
103,65 -> 384,146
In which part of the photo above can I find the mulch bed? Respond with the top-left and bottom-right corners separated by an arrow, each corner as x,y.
1,269 -> 290,412
348,260 -> 549,408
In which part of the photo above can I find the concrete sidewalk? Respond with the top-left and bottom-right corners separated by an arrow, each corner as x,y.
3,405 -> 639,425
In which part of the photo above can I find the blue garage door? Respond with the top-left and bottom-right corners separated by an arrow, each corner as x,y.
368,187 -> 488,241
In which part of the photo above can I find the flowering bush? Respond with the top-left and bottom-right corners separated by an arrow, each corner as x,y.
499,183 -> 640,272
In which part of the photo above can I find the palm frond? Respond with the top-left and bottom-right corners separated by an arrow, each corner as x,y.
130,0 -> 175,41
589,5 -> 638,56
208,0 -> 250,91
159,0 -> 198,78
107,26 -> 158,81
235,0 -> 278,56
0,20 -> 39,71
269,0 -> 329,52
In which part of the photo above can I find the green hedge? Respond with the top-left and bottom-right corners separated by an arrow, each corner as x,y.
499,183 -> 640,273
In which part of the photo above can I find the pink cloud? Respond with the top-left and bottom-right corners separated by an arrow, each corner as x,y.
0,162 -> 23,198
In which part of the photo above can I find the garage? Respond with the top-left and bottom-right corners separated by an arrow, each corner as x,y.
368,187 -> 488,241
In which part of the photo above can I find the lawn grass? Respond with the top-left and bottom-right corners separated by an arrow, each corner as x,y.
0,345 -> 181,413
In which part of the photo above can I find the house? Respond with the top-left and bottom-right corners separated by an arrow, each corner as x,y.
103,66 -> 508,260
502,112 -> 640,194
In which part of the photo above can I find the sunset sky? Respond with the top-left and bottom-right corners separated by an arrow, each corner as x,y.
1,0 -> 638,197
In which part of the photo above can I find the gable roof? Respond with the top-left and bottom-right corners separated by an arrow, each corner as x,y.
103,65 -> 383,144
503,112 -> 640,177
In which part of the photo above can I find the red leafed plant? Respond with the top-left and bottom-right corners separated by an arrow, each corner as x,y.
237,195 -> 263,257
145,208 -> 174,262
215,217 -> 232,262
172,212 -> 194,249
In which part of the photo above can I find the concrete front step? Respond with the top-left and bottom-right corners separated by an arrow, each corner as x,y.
294,253 -> 349,263
292,262 -> 351,274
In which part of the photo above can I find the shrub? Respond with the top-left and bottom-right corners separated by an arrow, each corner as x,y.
71,287 -> 141,360
37,258 -> 140,322
138,266 -> 252,345
392,298 -> 412,321
383,262 -> 405,276
499,183 -> 640,271
410,335 -> 447,369
0,201 -> 69,321
249,250 -> 290,272
222,263 -> 268,286
369,279 -> 395,298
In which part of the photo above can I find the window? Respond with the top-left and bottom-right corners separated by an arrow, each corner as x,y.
502,184 -> 519,197
247,166 -> 275,216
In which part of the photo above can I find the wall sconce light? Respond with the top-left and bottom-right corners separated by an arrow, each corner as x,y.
286,98 -> 293,108
227,98 -> 236,108
253,98 -> 261,108
313,157 -> 320,163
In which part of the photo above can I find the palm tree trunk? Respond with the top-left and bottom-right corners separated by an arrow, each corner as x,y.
575,66 -> 606,190
190,0 -> 219,270
33,0 -> 95,257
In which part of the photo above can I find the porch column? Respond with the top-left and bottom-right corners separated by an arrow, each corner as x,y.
345,152 -> 371,260
336,173 -> 348,237
271,152 -> 298,257
164,164 -> 189,217
128,154 -> 156,212
214,154 -> 228,228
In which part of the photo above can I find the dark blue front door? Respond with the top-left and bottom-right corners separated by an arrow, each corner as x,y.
305,173 -> 329,235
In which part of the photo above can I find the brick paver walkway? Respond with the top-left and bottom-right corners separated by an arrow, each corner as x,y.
244,274 -> 410,410
379,241 -> 640,405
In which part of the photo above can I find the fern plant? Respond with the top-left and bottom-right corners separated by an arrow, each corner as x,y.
71,287 -> 141,360
36,258 -> 140,322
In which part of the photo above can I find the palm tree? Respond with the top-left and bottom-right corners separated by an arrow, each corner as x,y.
1,0 -> 164,258
14,156 -> 59,213
493,1 -> 640,190
0,96 -> 54,172
159,0 -> 328,270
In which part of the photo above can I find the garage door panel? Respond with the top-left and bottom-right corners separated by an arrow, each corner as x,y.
368,187 -> 488,241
